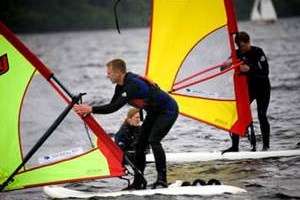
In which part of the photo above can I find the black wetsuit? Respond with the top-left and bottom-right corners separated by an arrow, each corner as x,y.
115,123 -> 140,163
231,46 -> 271,150
92,72 -> 178,186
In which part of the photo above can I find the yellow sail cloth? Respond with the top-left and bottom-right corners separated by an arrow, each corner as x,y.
146,0 -> 252,135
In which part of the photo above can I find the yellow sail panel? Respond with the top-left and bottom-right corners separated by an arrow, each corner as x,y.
147,0 -> 227,90
0,35 -> 35,172
4,150 -> 110,190
174,94 -> 237,130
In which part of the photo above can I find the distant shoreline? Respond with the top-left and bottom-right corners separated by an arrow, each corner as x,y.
1,0 -> 300,33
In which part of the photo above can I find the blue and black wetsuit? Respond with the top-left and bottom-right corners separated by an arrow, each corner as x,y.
92,72 -> 178,185
230,46 -> 271,150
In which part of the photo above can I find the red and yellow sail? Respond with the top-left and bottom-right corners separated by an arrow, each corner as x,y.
0,22 -> 124,191
146,0 -> 252,136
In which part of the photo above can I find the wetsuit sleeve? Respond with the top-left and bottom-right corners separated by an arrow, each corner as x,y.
220,57 -> 232,71
110,85 -> 122,103
92,85 -> 128,114
91,82 -> 138,114
114,126 -> 127,151
249,48 -> 269,77
257,48 -> 269,76
92,96 -> 127,114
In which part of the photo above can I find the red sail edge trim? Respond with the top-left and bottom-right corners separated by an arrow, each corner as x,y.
0,22 -> 52,79
224,0 -> 252,136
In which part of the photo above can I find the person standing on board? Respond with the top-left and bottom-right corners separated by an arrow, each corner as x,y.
223,31 -> 271,153
74,59 -> 178,189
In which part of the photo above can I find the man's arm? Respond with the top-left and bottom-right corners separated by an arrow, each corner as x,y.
92,96 -> 127,114
244,47 -> 269,76
73,95 -> 128,115
92,82 -> 139,114
74,82 -> 139,115
256,48 -> 269,77
240,64 -> 250,73
110,85 -> 122,103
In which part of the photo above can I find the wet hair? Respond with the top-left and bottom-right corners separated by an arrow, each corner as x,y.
106,58 -> 126,73
122,108 -> 140,126
126,108 -> 140,120
235,31 -> 250,44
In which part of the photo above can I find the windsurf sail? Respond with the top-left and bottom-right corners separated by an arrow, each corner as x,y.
0,21 -> 125,191
251,0 -> 277,23
146,0 -> 252,136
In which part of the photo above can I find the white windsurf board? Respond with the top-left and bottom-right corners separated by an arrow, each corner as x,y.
146,150 -> 300,163
43,181 -> 246,198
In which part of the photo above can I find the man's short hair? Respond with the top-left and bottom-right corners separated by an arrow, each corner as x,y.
106,59 -> 126,73
235,31 -> 250,44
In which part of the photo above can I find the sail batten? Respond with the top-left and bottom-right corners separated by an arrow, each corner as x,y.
146,0 -> 252,136
172,62 -> 242,93
174,62 -> 227,86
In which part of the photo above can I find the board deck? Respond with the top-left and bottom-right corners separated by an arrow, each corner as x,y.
146,150 -> 300,163
43,150 -> 300,198
43,182 -> 246,198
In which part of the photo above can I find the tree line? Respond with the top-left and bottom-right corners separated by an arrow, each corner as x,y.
0,0 -> 299,33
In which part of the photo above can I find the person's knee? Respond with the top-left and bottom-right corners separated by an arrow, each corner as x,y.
258,113 -> 267,121
135,142 -> 147,153
149,140 -> 162,149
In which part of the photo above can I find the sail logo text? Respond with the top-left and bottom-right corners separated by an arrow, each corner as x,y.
0,54 -> 9,75
38,147 -> 84,164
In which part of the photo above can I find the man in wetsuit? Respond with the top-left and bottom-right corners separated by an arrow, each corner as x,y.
223,31 -> 271,153
74,59 -> 178,189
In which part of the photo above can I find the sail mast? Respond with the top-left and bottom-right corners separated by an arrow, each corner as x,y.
224,0 -> 252,135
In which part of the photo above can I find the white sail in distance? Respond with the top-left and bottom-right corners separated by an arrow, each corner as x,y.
251,0 -> 277,23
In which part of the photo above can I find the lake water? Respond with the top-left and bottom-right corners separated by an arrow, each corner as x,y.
1,17 -> 300,199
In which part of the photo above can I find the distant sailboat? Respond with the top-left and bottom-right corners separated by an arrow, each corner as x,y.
251,0 -> 277,23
